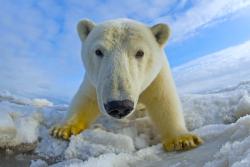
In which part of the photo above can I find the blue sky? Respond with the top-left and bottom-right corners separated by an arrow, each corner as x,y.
0,0 -> 250,104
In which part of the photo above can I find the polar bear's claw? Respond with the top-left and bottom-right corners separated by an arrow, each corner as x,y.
49,122 -> 85,140
163,134 -> 203,152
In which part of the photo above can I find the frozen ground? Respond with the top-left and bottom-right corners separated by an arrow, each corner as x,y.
0,80 -> 250,167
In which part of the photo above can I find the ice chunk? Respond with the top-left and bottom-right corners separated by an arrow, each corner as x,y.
134,134 -> 150,149
117,127 -> 138,139
30,159 -> 48,167
205,135 -> 250,167
64,128 -> 135,160
50,159 -> 83,167
12,116 -> 39,144
63,144 -> 162,167
205,116 -> 250,166
0,104 -> 40,149
234,93 -> 250,119
0,110 -> 17,146
35,126 -> 69,157
181,89 -> 246,130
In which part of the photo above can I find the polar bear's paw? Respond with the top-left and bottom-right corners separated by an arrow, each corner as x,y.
163,134 -> 203,152
49,122 -> 85,140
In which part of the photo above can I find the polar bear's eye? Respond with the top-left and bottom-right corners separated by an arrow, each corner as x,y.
95,49 -> 103,57
136,51 -> 144,58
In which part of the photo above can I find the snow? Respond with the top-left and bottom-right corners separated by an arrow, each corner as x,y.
181,89 -> 247,131
204,116 -> 250,167
0,80 -> 250,167
30,159 -> 48,167
234,93 -> 250,119
0,109 -> 17,145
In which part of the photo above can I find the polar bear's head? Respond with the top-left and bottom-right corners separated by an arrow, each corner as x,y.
77,19 -> 170,119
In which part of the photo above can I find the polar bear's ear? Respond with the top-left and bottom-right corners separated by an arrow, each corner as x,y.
150,23 -> 170,47
77,19 -> 95,42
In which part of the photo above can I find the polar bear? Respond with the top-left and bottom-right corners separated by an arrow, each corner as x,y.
50,19 -> 202,152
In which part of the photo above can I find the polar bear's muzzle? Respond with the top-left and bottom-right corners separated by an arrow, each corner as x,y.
104,100 -> 134,119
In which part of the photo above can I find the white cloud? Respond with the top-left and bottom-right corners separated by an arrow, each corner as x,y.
156,0 -> 250,42
57,0 -> 250,43
173,40 -> 250,94
0,1 -> 84,104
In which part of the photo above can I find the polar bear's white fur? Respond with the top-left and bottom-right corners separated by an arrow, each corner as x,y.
50,19 -> 202,152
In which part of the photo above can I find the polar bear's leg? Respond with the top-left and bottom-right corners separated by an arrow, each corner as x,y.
49,76 -> 101,140
139,57 -> 202,152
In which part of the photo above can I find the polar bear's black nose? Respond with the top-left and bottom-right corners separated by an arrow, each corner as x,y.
104,100 -> 134,119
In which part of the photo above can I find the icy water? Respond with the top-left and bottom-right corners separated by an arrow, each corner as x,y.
149,136 -> 223,167
0,149 -> 52,167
